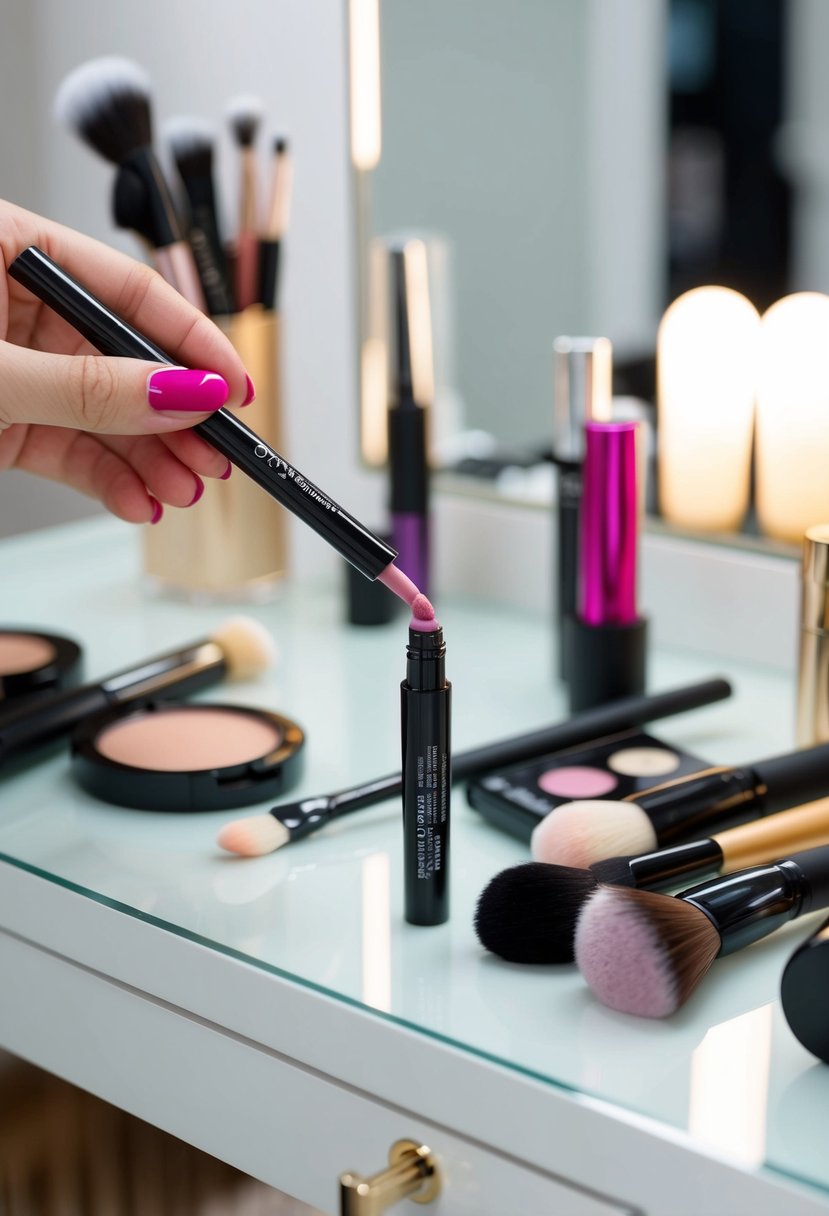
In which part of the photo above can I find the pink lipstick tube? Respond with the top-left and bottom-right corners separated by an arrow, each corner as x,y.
568,421 -> 648,712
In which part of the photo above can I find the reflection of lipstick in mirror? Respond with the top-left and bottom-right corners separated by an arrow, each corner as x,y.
388,240 -> 434,596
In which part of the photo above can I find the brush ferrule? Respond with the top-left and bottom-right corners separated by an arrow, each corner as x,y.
626,837 -> 724,891
632,766 -> 759,843
681,861 -> 805,956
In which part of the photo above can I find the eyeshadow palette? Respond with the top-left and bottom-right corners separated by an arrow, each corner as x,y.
466,728 -> 712,842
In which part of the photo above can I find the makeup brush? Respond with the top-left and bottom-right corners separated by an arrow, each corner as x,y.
165,116 -> 234,317
259,136 -> 292,311
215,676 -> 733,856
226,94 -> 264,311
0,617 -> 275,769
475,797 -> 829,964
54,56 -> 205,310
530,739 -> 829,869
575,843 -> 829,1017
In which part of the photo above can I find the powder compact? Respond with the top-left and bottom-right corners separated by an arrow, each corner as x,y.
466,729 -> 711,842
0,628 -> 83,705
71,701 -> 305,811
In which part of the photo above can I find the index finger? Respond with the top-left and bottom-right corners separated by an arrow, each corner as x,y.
0,200 -> 251,407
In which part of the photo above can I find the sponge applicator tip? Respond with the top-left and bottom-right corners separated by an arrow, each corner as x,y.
409,593 -> 440,632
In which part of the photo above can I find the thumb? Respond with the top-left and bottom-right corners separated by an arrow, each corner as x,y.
0,342 -> 229,435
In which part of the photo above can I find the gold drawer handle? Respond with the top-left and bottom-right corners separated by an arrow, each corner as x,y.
340,1138 -> 441,1215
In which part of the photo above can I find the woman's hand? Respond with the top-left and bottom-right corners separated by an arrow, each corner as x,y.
0,200 -> 254,523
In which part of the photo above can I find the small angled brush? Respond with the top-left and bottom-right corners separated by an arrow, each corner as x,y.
574,843 -> 829,1018
226,94 -> 264,310
215,676 -> 733,856
474,797 -> 829,964
165,116 -> 234,316
55,56 -> 205,310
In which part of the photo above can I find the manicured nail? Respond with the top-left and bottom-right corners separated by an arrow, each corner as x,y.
242,373 -> 256,406
219,460 -> 232,481
187,475 -> 205,507
149,497 -> 163,525
147,368 -> 229,413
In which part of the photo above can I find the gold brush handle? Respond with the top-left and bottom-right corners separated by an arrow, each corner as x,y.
340,1139 -> 440,1216
718,797 -> 829,871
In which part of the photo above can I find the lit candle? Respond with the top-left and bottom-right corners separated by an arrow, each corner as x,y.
756,292 -> 829,543
657,286 -> 760,532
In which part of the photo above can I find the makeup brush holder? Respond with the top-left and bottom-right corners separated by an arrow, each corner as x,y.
143,307 -> 288,599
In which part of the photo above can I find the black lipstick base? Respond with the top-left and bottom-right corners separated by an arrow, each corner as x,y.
567,616 -> 647,713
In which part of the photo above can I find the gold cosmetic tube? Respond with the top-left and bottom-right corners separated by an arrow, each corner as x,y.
797,524 -> 829,745
143,307 -> 288,599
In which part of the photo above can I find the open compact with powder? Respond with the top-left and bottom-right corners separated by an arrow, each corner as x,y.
0,628 -> 83,706
71,701 -> 305,812
466,729 -> 712,842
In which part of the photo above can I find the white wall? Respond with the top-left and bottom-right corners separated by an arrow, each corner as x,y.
0,0 -> 378,580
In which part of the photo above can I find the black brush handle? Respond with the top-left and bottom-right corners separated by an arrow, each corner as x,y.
787,844 -> 829,910
273,677 -> 734,842
683,845 -> 829,956
754,743 -> 829,812
259,238 -> 281,311
187,200 -> 234,316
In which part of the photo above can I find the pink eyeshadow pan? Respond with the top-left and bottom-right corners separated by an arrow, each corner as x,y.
537,765 -> 618,798
0,633 -> 56,674
96,707 -> 281,772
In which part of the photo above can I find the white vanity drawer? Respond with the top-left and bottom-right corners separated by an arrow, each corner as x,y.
0,926 -> 629,1216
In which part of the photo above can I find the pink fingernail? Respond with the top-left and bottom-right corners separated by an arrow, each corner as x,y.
149,498 -> 163,525
220,460 -> 232,481
242,374 -> 256,406
147,368 -> 229,413
188,476 -> 205,507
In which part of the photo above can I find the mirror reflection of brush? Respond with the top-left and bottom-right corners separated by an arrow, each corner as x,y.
165,116 -> 234,317
530,739 -> 829,868
474,797 -> 829,965
216,677 -> 734,857
54,55 -> 206,310
574,843 -> 829,1018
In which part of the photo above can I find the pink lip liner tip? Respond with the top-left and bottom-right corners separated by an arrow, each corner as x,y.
377,561 -> 420,607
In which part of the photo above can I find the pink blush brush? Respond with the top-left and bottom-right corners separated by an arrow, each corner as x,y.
575,844 -> 829,1018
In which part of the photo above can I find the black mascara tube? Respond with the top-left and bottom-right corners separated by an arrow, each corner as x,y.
401,626 -> 451,926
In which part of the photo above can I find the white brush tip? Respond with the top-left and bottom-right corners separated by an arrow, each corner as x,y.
211,616 -> 278,680
217,815 -> 290,856
531,799 -> 658,867
54,56 -> 149,126
163,115 -> 217,153
225,94 -> 265,123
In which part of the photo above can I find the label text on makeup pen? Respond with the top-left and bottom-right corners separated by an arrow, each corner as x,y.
253,444 -> 339,511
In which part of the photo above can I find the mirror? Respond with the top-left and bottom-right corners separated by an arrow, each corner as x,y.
356,0 -> 827,553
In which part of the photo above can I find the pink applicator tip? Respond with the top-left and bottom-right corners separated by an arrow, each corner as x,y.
409,593 -> 440,632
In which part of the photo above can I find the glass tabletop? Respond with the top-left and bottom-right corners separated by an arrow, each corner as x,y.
1,518 -> 826,1198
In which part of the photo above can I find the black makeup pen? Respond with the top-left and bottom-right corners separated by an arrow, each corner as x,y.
9,247 -> 419,604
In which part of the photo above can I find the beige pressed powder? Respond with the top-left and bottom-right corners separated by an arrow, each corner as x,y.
96,707 -> 282,771
71,701 -> 305,812
0,633 -> 57,675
